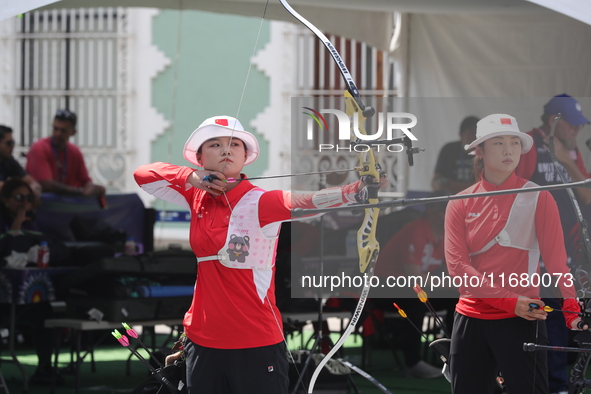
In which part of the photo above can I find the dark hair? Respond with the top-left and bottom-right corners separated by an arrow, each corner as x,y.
541,113 -> 552,127
1,178 -> 33,200
460,116 -> 479,134
472,143 -> 485,181
0,125 -> 13,141
54,109 -> 77,127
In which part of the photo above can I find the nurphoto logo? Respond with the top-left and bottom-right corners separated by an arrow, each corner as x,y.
303,107 -> 418,152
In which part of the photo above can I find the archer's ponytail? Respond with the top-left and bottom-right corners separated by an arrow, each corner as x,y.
472,143 -> 485,181
473,156 -> 484,182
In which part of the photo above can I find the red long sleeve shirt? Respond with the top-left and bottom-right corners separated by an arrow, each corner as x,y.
445,172 -> 578,325
134,162 -> 360,348
26,137 -> 92,187
375,217 -> 445,277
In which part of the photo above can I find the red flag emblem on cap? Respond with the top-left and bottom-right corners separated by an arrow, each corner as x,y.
500,118 -> 512,125
215,119 -> 229,126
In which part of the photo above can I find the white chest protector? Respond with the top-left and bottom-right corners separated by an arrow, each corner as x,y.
197,189 -> 279,270
469,181 -> 541,276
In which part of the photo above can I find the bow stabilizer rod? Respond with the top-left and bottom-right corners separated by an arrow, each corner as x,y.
293,179 -> 591,217
524,343 -> 591,354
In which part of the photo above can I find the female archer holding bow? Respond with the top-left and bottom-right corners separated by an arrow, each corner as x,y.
444,113 -> 587,394
134,115 -> 374,394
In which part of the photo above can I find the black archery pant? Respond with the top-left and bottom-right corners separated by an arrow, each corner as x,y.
450,312 -> 549,394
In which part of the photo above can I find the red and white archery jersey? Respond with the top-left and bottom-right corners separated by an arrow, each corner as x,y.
445,172 -> 579,326
134,162 -> 359,349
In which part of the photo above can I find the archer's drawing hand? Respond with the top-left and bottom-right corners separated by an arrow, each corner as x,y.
516,297 -> 547,321
189,170 -> 227,196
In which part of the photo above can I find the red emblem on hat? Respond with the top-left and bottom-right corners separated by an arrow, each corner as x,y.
215,119 -> 229,126
500,118 -> 512,125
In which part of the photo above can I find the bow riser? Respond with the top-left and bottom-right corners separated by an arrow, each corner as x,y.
307,92 -> 381,393
345,92 -> 381,274
358,208 -> 380,272
304,54 -> 382,394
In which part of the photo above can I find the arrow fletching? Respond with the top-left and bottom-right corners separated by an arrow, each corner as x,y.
393,303 -> 407,318
122,322 -> 139,338
112,330 -> 130,347
413,286 -> 428,303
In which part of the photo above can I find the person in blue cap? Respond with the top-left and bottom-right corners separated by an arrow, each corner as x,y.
516,94 -> 590,394
517,94 -> 591,257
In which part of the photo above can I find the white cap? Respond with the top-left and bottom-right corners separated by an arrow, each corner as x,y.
183,115 -> 260,167
464,114 -> 533,154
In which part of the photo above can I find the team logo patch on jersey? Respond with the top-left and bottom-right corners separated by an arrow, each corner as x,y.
268,366 -> 274,372
468,212 -> 481,218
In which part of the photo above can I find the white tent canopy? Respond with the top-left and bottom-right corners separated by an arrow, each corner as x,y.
0,0 -> 557,53
1,0 -> 590,191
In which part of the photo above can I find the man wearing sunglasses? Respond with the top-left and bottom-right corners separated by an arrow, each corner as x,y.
0,125 -> 42,199
25,109 -> 105,198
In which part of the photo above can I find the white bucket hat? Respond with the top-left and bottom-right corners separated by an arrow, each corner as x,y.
183,115 -> 260,167
464,114 -> 533,154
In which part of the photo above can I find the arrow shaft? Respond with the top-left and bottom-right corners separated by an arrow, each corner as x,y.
126,345 -> 159,374
420,301 -> 452,338
549,308 -> 581,315
134,336 -> 164,368
402,314 -> 431,342
529,303 -> 583,316
227,167 -> 363,183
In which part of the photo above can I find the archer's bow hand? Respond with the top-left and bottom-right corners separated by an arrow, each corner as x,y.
574,318 -> 590,331
356,174 -> 387,204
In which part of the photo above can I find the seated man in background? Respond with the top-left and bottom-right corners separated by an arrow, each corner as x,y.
25,109 -> 105,198
431,116 -> 479,194
0,125 -> 42,199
